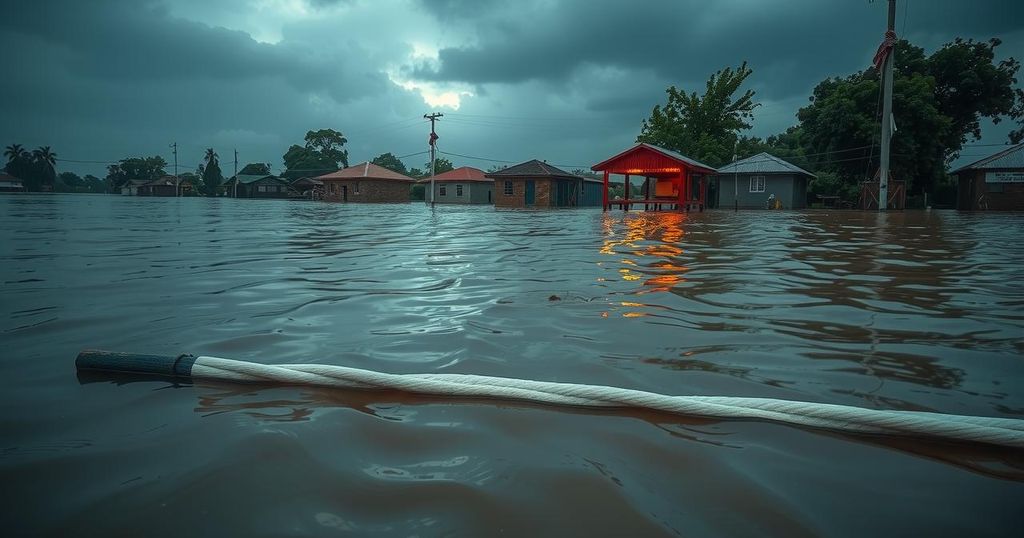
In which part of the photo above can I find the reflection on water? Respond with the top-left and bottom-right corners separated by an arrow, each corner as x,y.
1,195 -> 1023,536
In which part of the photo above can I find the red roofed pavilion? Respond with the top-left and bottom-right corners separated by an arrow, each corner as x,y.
591,143 -> 718,211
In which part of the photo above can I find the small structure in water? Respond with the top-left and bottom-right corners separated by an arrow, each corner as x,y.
317,162 -> 416,203
0,171 -> 24,192
952,142 -> 1024,211
223,173 -> 292,198
716,152 -> 815,210
486,160 -> 602,208
290,176 -> 324,200
137,175 -> 195,197
421,166 -> 493,204
591,143 -> 716,211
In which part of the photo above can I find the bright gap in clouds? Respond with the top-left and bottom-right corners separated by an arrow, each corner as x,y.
389,42 -> 475,110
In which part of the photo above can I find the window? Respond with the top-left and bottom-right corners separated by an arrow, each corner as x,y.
749,175 -> 765,193
504,181 -> 513,195
439,185 -> 447,196
456,184 -> 463,197
355,181 -> 360,194
257,185 -> 267,192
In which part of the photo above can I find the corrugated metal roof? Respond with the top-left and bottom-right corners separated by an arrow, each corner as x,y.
315,162 -> 415,182
484,160 -> 578,180
951,143 -> 1024,173
229,174 -> 280,185
716,152 -> 816,178
591,143 -> 718,174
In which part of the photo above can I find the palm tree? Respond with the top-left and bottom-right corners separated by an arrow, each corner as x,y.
204,148 -> 218,167
32,146 -> 58,189
4,143 -> 26,162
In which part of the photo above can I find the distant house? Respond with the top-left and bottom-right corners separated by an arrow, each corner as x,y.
715,152 -> 815,209
137,175 -> 194,197
486,160 -> 602,208
223,174 -> 293,198
316,162 -> 415,203
952,143 -> 1024,211
421,166 -> 493,204
0,171 -> 25,192
120,179 -> 148,196
291,177 -> 324,199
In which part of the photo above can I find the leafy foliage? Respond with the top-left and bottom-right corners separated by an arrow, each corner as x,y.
202,148 -> 223,195
105,156 -> 168,188
638,62 -> 759,167
424,156 -> 454,175
371,152 -> 408,175
238,162 -> 271,175
282,128 -> 349,180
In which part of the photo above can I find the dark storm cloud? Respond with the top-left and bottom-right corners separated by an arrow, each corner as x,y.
0,0 -> 386,102
412,0 -> 1024,102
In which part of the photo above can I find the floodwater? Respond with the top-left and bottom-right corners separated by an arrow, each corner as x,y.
1,194 -> 1022,537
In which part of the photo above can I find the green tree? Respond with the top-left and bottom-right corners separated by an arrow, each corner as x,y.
408,167 -> 425,179
57,171 -> 82,192
4,143 -> 35,189
423,156 -> 454,175
793,37 -> 1020,195
371,152 -> 408,174
638,62 -> 760,167
202,148 -> 223,195
106,156 -> 168,189
29,146 -> 58,191
238,162 -> 271,175
82,174 -> 105,193
281,128 -> 349,180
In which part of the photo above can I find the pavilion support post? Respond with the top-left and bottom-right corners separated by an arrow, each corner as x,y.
642,177 -> 649,211
623,174 -> 630,212
676,170 -> 686,211
699,176 -> 706,212
602,171 -> 609,211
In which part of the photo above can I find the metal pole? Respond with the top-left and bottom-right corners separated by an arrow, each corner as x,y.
233,149 -> 238,198
879,0 -> 896,211
733,152 -> 739,212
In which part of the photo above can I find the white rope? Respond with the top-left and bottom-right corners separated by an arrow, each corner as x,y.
191,356 -> 1024,448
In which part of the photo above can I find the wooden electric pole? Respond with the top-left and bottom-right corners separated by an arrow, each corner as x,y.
424,112 -> 443,205
233,149 -> 238,198
879,0 -> 896,211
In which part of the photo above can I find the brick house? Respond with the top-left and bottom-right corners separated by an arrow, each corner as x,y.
486,160 -> 602,208
421,166 -> 493,204
316,162 -> 415,203
953,143 -> 1024,210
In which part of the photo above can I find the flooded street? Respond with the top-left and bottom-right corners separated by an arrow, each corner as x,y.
2,194 -> 1023,536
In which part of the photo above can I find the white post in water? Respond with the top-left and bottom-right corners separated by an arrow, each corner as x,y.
879,0 -> 896,211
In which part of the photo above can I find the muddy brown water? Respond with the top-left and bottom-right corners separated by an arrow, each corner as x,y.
1,194 -> 1022,536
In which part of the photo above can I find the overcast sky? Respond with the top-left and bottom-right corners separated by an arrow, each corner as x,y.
2,0 -> 1022,177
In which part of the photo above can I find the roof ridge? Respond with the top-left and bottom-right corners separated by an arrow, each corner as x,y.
952,142 -> 1024,172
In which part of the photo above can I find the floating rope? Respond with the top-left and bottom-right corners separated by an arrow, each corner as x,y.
76,350 -> 1024,448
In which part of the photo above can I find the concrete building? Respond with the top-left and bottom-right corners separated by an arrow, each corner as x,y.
487,160 -> 602,208
317,162 -> 415,203
953,143 -> 1024,210
422,166 -> 493,204
0,171 -> 24,192
715,152 -> 815,209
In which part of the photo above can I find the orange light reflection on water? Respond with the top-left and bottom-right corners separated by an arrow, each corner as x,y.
600,212 -> 691,293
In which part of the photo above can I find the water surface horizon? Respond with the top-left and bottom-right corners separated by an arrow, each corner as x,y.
2,194 -> 1022,536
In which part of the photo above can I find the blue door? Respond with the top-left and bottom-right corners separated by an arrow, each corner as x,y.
525,180 -> 535,206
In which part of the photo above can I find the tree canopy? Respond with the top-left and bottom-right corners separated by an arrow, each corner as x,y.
638,62 -> 759,167
371,152 -> 408,175
105,156 -> 167,188
281,128 -> 349,180
424,156 -> 454,175
4,144 -> 58,191
238,162 -> 271,175
201,148 -> 223,195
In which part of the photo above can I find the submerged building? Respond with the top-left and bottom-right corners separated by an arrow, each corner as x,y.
952,143 -> 1024,211
422,166 -> 493,204
223,174 -> 293,198
715,152 -> 815,209
591,143 -> 717,211
317,162 -> 415,203
486,160 -> 602,208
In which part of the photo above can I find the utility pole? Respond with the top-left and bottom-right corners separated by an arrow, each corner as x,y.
170,142 -> 178,196
233,149 -> 238,199
424,112 -> 443,205
878,0 -> 896,211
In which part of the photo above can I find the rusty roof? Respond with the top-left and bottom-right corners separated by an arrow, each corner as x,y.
420,166 -> 491,183
315,161 -> 416,182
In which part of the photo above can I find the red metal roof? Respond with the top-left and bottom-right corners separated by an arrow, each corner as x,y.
591,143 -> 718,176
423,166 -> 491,183
315,162 -> 416,182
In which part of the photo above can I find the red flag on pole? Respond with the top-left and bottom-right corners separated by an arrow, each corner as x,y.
872,30 -> 897,72
429,132 -> 438,146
